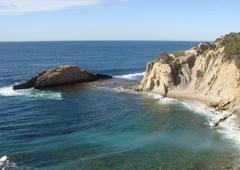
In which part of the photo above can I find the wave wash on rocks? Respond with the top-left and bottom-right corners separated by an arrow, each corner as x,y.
138,33 -> 240,113
13,65 -> 112,90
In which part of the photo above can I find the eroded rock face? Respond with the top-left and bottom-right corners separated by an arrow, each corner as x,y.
139,33 -> 240,111
13,65 -> 112,90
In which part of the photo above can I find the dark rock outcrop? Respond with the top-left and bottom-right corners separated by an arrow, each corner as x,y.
13,65 -> 112,90
213,110 -> 236,127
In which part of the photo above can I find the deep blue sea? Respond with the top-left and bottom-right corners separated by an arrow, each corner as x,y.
0,41 -> 239,170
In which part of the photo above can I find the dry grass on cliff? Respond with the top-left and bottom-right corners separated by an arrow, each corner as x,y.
174,51 -> 185,58
157,53 -> 174,64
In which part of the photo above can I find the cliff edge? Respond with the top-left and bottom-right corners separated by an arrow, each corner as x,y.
139,33 -> 240,112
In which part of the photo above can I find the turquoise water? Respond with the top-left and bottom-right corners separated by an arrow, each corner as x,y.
0,41 -> 239,169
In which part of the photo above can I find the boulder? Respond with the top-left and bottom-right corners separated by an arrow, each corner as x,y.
209,100 -> 231,111
13,65 -> 112,90
197,42 -> 212,52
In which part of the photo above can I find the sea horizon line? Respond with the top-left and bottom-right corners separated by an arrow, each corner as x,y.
0,39 -> 206,43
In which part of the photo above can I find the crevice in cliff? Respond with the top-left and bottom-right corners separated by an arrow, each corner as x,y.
139,32 -> 240,111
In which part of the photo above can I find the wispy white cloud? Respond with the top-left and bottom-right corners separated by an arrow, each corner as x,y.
0,0 -> 101,15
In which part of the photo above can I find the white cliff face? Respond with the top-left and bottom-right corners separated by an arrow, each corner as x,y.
139,35 -> 240,111
187,47 -> 239,99
140,62 -> 174,96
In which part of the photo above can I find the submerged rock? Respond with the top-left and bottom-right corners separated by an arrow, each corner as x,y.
13,65 -> 112,90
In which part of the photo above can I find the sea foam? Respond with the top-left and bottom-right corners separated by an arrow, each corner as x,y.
154,95 -> 240,147
0,156 -> 16,169
118,90 -> 240,147
217,114 -> 240,146
114,72 -> 145,80
0,86 -> 62,100
0,156 -> 8,167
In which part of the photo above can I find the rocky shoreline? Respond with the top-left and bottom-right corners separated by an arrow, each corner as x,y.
137,33 -> 240,126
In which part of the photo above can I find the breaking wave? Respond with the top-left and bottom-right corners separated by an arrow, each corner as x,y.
148,93 -> 240,147
109,89 -> 240,148
114,72 -> 145,80
0,86 -> 62,100
0,156 -> 16,169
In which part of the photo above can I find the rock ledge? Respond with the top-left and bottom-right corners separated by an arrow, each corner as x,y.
13,65 -> 112,90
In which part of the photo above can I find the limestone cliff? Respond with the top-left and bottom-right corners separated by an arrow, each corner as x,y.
139,33 -> 240,111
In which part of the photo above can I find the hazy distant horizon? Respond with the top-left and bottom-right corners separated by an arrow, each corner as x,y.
0,39 -> 204,43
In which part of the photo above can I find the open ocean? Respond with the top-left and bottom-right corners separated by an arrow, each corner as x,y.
0,41 -> 240,170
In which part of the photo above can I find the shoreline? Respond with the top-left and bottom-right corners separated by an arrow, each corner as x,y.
138,89 -> 240,148
121,80 -> 240,149
166,90 -> 240,125
166,90 -> 219,105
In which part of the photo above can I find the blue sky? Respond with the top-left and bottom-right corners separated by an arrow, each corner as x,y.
0,0 -> 239,41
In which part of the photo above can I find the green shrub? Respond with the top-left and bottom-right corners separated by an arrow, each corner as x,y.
235,56 -> 240,69
223,36 -> 240,69
158,53 -> 169,59
218,33 -> 240,46
174,51 -> 185,58
225,41 -> 240,56
157,53 -> 174,64
196,70 -> 204,78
